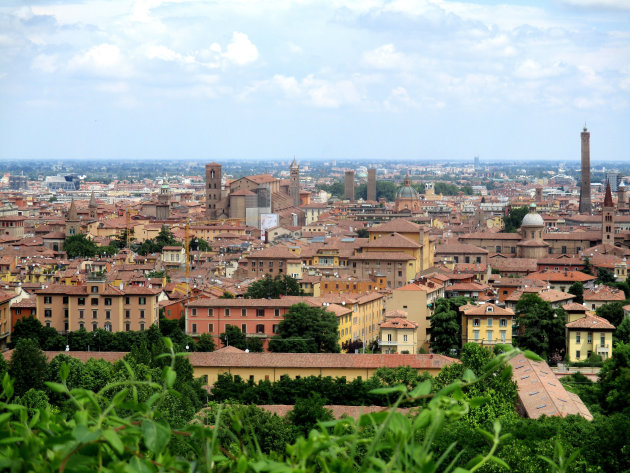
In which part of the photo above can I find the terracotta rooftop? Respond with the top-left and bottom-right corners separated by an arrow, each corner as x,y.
379,317 -> 418,329
509,353 -> 593,421
461,303 -> 514,316
565,314 -> 615,330
583,285 -> 626,302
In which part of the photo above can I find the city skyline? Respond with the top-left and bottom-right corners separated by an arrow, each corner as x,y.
1,0 -> 629,161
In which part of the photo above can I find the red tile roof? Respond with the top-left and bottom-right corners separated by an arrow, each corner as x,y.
565,314 -> 615,330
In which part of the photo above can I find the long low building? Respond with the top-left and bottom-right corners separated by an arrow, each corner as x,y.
187,346 -> 457,384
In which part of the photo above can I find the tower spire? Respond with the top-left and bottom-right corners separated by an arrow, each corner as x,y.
604,180 -> 614,208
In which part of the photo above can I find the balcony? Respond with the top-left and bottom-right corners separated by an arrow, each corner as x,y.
378,339 -> 398,346
596,344 -> 610,353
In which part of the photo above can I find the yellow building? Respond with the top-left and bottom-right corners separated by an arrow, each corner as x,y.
565,314 -> 615,362
460,303 -> 514,347
378,311 -> 418,354
188,346 -> 457,384
326,303 -> 353,349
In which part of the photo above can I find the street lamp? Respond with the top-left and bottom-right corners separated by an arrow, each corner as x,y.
185,344 -> 189,351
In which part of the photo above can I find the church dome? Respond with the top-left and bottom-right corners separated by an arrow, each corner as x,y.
396,178 -> 419,200
521,203 -> 544,227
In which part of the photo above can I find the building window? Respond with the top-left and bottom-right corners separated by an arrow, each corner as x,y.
274,309 -> 280,317
242,308 -> 247,317
587,332 -> 592,344
105,310 -> 111,319
140,310 -> 145,319
44,309 -> 52,318
487,330 -> 493,341
44,296 -> 52,304
403,334 -> 408,342
241,323 -> 247,333
125,310 -> 130,318
104,298 -> 112,306
62,296 -> 68,304
257,309 -> 264,317
79,310 -> 84,319
64,309 -> 69,318
79,322 -> 84,330
91,286 -> 98,293
387,333 -> 392,341
139,297 -> 146,305
191,308 -> 197,316
576,332 -> 581,343
500,319 -> 507,327
225,308 -> 231,317
209,308 -> 214,317
105,322 -> 112,332
125,296 -> 130,304
256,324 -> 264,334
45,321 -> 51,328
91,298 -> 99,306
600,334 -> 605,347
191,323 -> 197,334
92,310 -> 98,319
500,330 -> 506,341
273,324 -> 278,334
473,330 -> 480,340
575,350 -> 581,359
208,323 -> 214,332
473,318 -> 480,327
125,322 -> 130,331
92,322 -> 98,331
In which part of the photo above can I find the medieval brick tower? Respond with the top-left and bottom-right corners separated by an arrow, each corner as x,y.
344,170 -> 355,201
367,168 -> 376,201
289,157 -> 300,207
602,181 -> 615,245
205,162 -> 222,218
579,126 -> 592,214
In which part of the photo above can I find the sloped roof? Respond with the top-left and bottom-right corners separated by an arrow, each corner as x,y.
509,353 -> 593,421
565,314 -> 615,330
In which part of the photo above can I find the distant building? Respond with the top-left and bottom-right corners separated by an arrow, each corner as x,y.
367,168 -> 376,201
474,156 -> 480,170
8,174 -> 28,190
579,126 -> 591,214
344,170 -> 355,201
45,174 -> 81,191
606,171 -> 621,192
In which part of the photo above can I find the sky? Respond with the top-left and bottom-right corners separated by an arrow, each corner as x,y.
1,0 -> 629,162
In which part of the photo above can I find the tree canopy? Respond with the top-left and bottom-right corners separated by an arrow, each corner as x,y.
245,274 -> 303,299
429,297 -> 469,355
596,302 -> 625,328
269,303 -> 340,353
514,293 -> 566,360
503,206 -> 528,233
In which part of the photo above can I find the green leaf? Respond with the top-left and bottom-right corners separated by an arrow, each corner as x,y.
125,455 -> 154,473
103,429 -> 124,455
465,454 -> 485,469
237,455 -> 248,473
490,455 -> 510,470
162,337 -> 173,351
462,369 -> 477,383
141,420 -> 170,454
163,367 -> 176,388
112,388 -> 129,406
523,350 -> 543,362
45,382 -> 68,394
409,379 -> 432,398
60,362 -> 70,382
369,385 -> 407,395
1,374 -> 13,400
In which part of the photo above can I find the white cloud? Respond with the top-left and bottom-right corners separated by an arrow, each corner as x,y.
363,44 -> 410,70
145,45 -> 195,64
222,32 -> 259,66
514,60 -> 567,80
561,0 -> 630,10
68,43 -> 132,77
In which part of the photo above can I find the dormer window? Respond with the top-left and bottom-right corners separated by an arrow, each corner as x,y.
486,306 -> 493,312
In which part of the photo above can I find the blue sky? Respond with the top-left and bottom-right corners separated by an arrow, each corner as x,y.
1,0 -> 629,162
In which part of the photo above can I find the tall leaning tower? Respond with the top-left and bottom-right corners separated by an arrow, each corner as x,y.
205,162 -> 222,218
579,126 -> 591,214
289,157 -> 300,207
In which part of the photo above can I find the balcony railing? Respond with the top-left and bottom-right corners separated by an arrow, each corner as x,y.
378,340 -> 399,346
596,344 -> 610,352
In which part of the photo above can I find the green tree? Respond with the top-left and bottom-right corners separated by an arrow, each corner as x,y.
567,281 -> 584,304
599,342 -> 630,413
287,393 -> 334,437
429,298 -> 462,355
220,325 -> 248,349
355,181 -> 398,201
9,316 -> 42,347
515,293 -> 566,360
245,274 -> 303,299
616,317 -> 630,344
356,228 -> 369,238
269,303 -> 340,353
597,268 -> 616,285
9,338 -> 48,396
189,237 -> 212,252
219,291 -> 235,299
503,206 -> 528,233
147,270 -> 171,282
196,333 -> 216,352
596,302 -> 625,328
318,180 -> 345,198
63,233 -> 98,258
583,256 -> 593,275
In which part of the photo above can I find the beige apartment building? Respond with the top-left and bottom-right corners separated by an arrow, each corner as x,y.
35,277 -> 164,333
